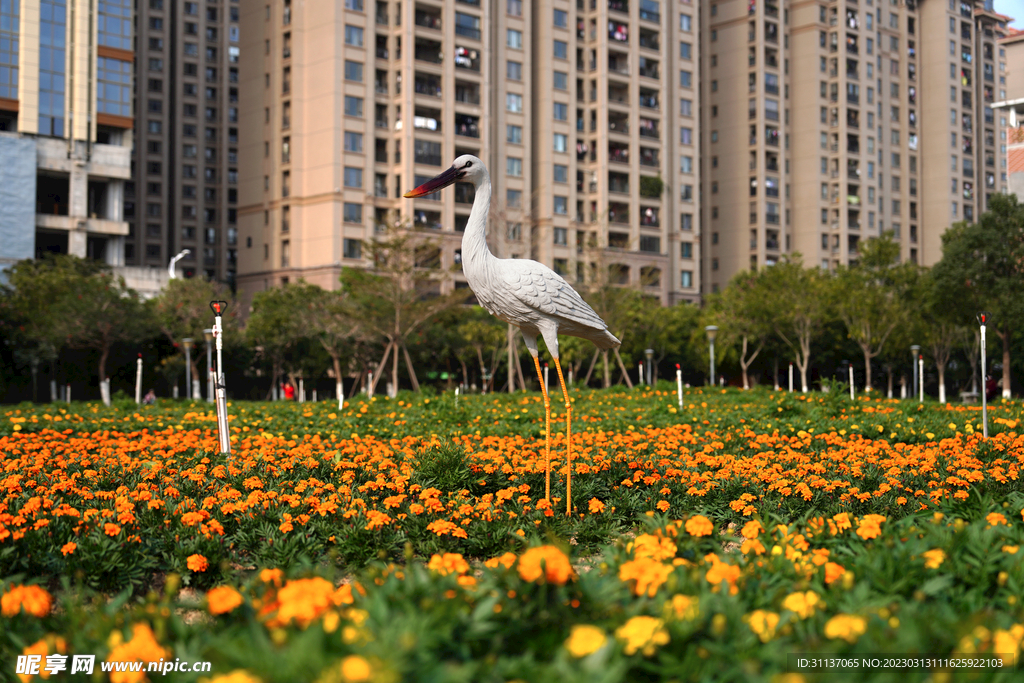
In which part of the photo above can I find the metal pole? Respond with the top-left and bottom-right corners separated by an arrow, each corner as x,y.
788,362 -> 793,392
211,302 -> 231,454
709,340 -> 715,387
544,362 -> 549,392
676,364 -> 683,409
638,362 -> 644,386
204,330 -> 214,403
910,345 -> 920,400
135,355 -> 143,404
183,339 -> 193,400
980,317 -> 988,438
919,356 -> 924,403
849,365 -> 854,400
645,349 -> 654,386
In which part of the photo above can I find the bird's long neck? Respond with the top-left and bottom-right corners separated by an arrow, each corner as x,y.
461,171 -> 493,271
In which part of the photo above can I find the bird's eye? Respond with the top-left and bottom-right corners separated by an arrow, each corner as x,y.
464,161 -> 472,169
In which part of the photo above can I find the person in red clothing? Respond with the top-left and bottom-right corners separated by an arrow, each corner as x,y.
283,382 -> 296,401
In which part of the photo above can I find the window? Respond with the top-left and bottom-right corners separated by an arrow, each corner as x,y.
506,93 -> 523,113
553,71 -> 567,90
554,40 -> 567,59
507,29 -> 522,49
507,125 -> 522,144
553,133 -> 568,152
507,189 -> 522,208
344,60 -> 363,81
97,58 -> 133,117
553,198 -> 568,215
680,71 -> 692,88
344,167 -> 363,188
345,25 -> 364,46
680,14 -> 691,32
149,58 -> 164,71
507,0 -> 522,16
680,99 -> 692,116
345,96 -> 363,117
507,157 -> 522,176
554,9 -> 567,27
681,156 -> 693,174
344,131 -> 363,152
680,270 -> 693,288
553,103 -> 568,120
681,42 -> 692,60
343,239 -> 362,259
507,61 -> 522,80
681,214 -> 693,231
455,12 -> 481,39
344,203 -> 362,223
553,165 -> 567,183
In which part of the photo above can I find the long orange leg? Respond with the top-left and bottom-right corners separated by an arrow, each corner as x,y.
531,354 -> 551,501
553,357 -> 572,515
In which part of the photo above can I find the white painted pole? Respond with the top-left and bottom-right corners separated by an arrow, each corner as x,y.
980,317 -> 988,438
337,380 -> 344,409
544,363 -> 549,392
299,378 -> 304,403
918,356 -> 924,403
455,386 -> 460,408
135,355 -> 143,404
312,388 -> 317,402
849,365 -> 855,400
211,301 -> 231,454
638,362 -> 644,385
788,363 -> 793,392
66,384 -> 71,404
676,364 -> 683,409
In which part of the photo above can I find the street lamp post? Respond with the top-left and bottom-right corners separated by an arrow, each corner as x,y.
978,313 -> 989,438
203,329 -> 214,403
645,348 -> 654,386
169,249 -> 191,279
910,345 -> 920,401
182,338 -> 194,400
705,326 -> 718,386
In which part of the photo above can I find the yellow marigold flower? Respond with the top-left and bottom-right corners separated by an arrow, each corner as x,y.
588,498 -> 606,514
201,672 -> 262,683
667,594 -> 699,621
986,512 -> 1008,527
921,549 -> 945,569
741,520 -> 764,539
484,552 -> 517,570
275,577 -> 336,627
685,515 -> 714,537
1,585 -> 53,618
772,675 -> 807,683
745,610 -> 780,642
107,623 -> 169,683
1002,545 -> 1020,555
187,554 -> 209,573
564,625 -> 607,657
427,553 -> 470,576
340,655 -> 372,682
615,615 -> 670,656
207,586 -> 244,615
629,534 -> 677,561
992,625 -> 1024,667
619,557 -> 673,597
517,546 -> 573,585
824,614 -> 867,643
782,591 -> 821,619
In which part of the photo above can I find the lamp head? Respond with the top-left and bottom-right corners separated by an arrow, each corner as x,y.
204,328 -> 214,343
705,325 -> 718,342
182,338 -> 194,350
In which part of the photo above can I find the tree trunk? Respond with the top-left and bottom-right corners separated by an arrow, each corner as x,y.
613,348 -> 634,389
773,356 -> 779,391
370,340 -> 394,395
402,343 -> 420,391
938,362 -> 947,404
391,338 -> 400,397
738,336 -> 763,391
332,355 -> 344,407
459,357 -> 469,389
602,351 -> 610,388
513,344 -> 527,391
887,367 -> 893,398
1000,328 -> 1012,399
98,343 -> 110,397
582,349 -> 600,387
861,345 -> 873,392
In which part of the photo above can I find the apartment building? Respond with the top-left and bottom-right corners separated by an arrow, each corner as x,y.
126,0 -> 241,284
704,0 -> 1009,291
995,28 -> 1023,200
0,0 -> 132,273
236,0 -> 700,308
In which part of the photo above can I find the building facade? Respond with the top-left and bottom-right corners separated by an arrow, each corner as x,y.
703,0 -> 1010,291
125,0 -> 241,285
0,0 -> 133,273
996,28 -> 1023,200
236,0 -> 701,309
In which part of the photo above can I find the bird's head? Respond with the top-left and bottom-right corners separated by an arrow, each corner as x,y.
403,155 -> 485,198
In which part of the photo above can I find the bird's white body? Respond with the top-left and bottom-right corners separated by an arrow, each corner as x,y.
455,156 -> 620,359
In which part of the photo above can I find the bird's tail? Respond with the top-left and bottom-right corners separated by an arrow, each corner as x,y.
594,328 -> 621,350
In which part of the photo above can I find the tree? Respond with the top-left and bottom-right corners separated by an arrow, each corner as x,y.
295,283 -> 361,403
833,234 -> 918,392
453,308 -> 508,393
341,222 -> 470,394
931,194 -> 1024,398
150,276 -> 239,394
709,270 -> 774,390
246,283 -> 314,398
3,255 -> 152,402
761,256 -> 832,392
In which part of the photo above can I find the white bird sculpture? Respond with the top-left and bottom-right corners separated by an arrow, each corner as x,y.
405,155 -> 620,513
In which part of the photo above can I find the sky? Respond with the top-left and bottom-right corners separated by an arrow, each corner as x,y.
994,0 -> 1024,27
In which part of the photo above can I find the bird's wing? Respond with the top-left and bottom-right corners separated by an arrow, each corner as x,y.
498,259 -> 609,331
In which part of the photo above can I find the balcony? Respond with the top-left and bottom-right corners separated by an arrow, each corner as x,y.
608,141 -> 629,164
609,112 -> 629,134
639,0 -> 659,22
608,203 -> 630,225
638,117 -> 659,139
414,6 -> 442,31
413,210 -> 442,231
455,81 -> 480,105
415,38 -> 443,64
454,183 -> 475,204
765,2 -> 779,18
454,46 -> 480,71
609,0 -> 628,15
413,74 -> 442,97
639,28 -> 660,51
638,57 -> 660,80
609,171 -> 629,194
413,107 -> 441,132
454,113 -> 479,138
639,88 -> 659,110
608,83 -> 629,105
765,212 -> 780,225
639,146 -> 659,167
608,51 -> 630,76
640,206 -> 659,227
609,21 -> 629,43
846,34 -> 858,54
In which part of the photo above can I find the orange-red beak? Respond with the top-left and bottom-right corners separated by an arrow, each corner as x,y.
403,166 -> 463,198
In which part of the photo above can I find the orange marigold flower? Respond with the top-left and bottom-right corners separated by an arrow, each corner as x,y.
630,534 -> 677,562
615,615 -> 669,656
340,655 -> 372,682
517,545 -> 573,585
855,514 -> 886,540
986,512 -> 1008,527
61,542 -> 77,556
187,554 -> 209,572
824,614 -> 867,644
274,577 -> 335,627
921,548 -> 946,569
1,585 -> 53,618
824,562 -> 845,585
685,515 -> 714,537
260,568 -> 284,587
427,553 -> 470,576
832,513 -> 852,533
740,520 -> 764,539
484,552 -> 517,570
704,555 -> 741,595
207,586 -> 244,615
104,522 -> 121,537
619,557 -> 672,597
588,498 -> 606,514
106,623 -> 169,683
656,500 -> 670,512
